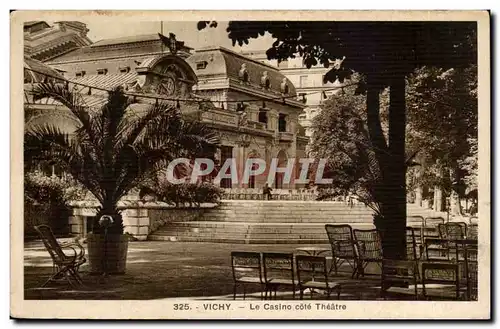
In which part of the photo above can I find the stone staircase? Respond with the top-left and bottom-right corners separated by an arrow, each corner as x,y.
148,200 -> 442,244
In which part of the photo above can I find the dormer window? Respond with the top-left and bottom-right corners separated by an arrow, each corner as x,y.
97,68 -> 108,75
119,66 -> 131,73
196,61 -> 208,70
75,71 -> 86,78
238,64 -> 249,82
260,71 -> 270,89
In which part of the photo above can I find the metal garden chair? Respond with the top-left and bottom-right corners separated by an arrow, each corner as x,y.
438,222 -> 466,240
406,226 -> 422,261
381,259 -> 420,300
262,252 -> 296,299
34,225 -> 86,287
421,216 -> 443,241
231,251 -> 265,300
295,255 -> 341,300
467,224 -> 478,240
456,240 -> 478,301
421,262 -> 463,300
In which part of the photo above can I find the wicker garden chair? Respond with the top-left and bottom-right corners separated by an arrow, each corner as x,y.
34,225 -> 86,287
381,259 -> 420,300
263,252 -> 296,299
353,229 -> 383,277
231,251 -> 265,300
325,224 -> 359,278
295,255 -> 341,300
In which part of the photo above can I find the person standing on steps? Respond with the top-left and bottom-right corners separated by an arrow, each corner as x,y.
263,183 -> 273,200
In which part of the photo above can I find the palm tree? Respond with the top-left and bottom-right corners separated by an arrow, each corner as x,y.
25,82 -> 219,235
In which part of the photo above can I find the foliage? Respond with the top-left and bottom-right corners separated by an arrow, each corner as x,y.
141,180 -> 224,207
24,171 -> 87,206
199,20 -> 477,258
406,66 -> 478,202
24,171 -> 87,236
309,84 -> 382,214
25,83 -> 218,234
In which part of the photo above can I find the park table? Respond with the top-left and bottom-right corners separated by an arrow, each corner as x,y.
295,246 -> 330,257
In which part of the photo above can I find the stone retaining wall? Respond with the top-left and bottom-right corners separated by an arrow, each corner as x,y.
68,201 -> 218,241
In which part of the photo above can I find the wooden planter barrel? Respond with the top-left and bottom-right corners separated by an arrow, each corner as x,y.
86,234 -> 129,274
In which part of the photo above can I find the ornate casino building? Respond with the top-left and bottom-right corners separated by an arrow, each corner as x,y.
24,21 -> 309,190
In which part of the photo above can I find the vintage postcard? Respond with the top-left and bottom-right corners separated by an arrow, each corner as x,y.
10,10 -> 490,319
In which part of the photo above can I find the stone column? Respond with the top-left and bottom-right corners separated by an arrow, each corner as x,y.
122,207 -> 150,241
268,110 -> 279,133
69,215 -> 85,237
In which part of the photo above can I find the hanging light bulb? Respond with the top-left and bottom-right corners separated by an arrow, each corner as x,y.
322,91 -> 327,99
176,100 -> 181,110
87,87 -> 92,95
155,98 -> 159,106
301,94 -> 307,104
220,101 -> 224,110
43,76 -> 49,83
65,81 -> 69,90
262,101 -> 266,108
282,97 -> 286,105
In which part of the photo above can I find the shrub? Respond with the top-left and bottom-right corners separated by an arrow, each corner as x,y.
24,171 -> 88,236
140,180 -> 224,207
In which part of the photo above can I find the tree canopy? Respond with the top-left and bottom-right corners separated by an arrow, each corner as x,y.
200,21 -> 477,258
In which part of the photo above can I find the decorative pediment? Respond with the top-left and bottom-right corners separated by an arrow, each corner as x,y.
132,55 -> 198,98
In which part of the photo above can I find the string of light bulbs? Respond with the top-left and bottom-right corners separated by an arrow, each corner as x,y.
24,67 -> 358,109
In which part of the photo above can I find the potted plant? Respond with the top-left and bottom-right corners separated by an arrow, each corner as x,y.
25,83 -> 218,274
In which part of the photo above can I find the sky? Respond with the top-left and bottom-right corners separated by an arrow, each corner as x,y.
72,20 -> 275,53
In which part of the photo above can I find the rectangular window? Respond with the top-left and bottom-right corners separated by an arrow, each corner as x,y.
75,71 -> 86,78
196,61 -> 208,70
299,76 -> 309,88
119,66 -> 130,73
278,114 -> 287,132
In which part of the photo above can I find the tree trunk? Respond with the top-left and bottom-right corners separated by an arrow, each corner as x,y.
365,75 -> 407,259
449,167 -> 464,215
380,76 -> 407,259
93,199 -> 123,234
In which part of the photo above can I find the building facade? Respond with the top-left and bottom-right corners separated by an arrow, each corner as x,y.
24,21 -> 93,62
242,50 -> 344,138
24,29 -> 309,190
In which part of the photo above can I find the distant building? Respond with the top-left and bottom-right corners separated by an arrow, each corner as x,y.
241,50 -> 344,138
25,33 -> 309,190
24,21 -> 93,62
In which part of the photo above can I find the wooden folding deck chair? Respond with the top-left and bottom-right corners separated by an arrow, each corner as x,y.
34,225 -> 86,287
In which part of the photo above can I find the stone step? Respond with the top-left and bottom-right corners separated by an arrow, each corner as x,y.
147,200 -> 440,244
